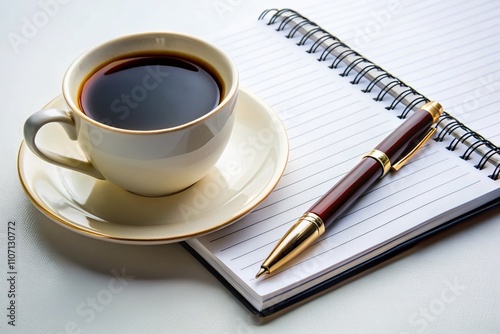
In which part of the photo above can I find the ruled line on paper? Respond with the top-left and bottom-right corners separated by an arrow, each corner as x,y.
236,47 -> 292,68
290,179 -> 479,265
243,58 -> 299,81
282,93 -> 355,129
363,1 -> 498,61
263,76 -> 321,101
213,25 -> 255,45
422,68 -> 500,98
288,105 -> 371,141
282,130 -> 390,182
214,158 -> 457,255
231,239 -> 281,262
263,151 -> 445,221
336,164 -> 459,221
271,81 -> 331,107
225,159 -> 460,261
359,150 -> 442,197
289,115 -> 385,154
399,47 -> 500,81
246,177 -> 480,276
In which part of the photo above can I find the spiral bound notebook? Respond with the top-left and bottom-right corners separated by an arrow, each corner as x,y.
184,2 -> 500,317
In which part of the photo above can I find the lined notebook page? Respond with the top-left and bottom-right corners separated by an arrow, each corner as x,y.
188,1 -> 500,310
308,0 -> 500,146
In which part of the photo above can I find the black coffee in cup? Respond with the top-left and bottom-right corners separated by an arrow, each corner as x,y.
79,53 -> 222,131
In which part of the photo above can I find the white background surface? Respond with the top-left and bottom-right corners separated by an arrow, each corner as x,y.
1,0 -> 499,333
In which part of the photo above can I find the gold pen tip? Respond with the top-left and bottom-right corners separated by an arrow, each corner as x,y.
255,267 -> 269,279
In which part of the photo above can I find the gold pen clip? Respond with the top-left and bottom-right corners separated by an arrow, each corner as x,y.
391,126 -> 437,171
392,101 -> 443,171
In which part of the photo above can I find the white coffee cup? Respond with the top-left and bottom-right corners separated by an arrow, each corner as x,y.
24,32 -> 239,196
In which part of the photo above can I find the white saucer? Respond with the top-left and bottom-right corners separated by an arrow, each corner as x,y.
18,88 -> 289,244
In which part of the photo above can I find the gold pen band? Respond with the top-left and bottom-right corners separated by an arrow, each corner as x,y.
363,149 -> 391,177
420,101 -> 443,123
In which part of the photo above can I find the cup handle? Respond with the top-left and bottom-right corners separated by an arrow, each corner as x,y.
23,108 -> 105,180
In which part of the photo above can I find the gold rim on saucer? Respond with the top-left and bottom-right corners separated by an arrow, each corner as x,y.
17,87 -> 289,244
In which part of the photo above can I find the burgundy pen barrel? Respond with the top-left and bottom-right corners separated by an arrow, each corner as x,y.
375,109 -> 435,164
309,108 -> 435,228
310,158 -> 381,227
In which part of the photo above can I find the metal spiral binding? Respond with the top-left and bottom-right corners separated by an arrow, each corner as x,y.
259,8 -> 500,180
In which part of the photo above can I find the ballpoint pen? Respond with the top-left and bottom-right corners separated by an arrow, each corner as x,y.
256,101 -> 443,278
